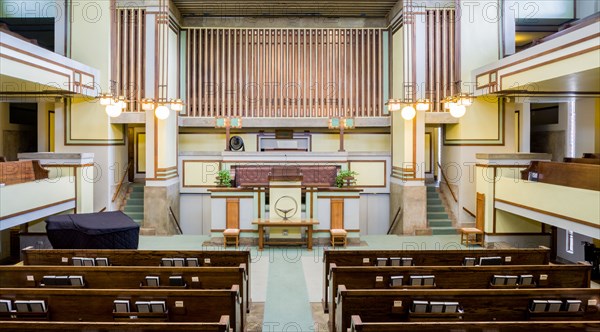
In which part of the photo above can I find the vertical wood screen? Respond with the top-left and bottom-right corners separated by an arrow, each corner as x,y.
116,8 -> 145,112
185,28 -> 383,118
425,9 -> 456,112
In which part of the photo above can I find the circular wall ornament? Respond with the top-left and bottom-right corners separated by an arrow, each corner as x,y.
274,195 -> 298,220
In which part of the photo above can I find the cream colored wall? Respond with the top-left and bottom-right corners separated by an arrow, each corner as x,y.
391,28 -> 404,100
179,132 -> 389,153
183,161 -> 220,187
575,98 -> 599,157
445,98 -> 502,141
442,102 -> 517,224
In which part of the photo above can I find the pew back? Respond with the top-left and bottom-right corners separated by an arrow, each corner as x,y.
20,248 -> 252,315
0,160 -> 49,185
329,263 -> 592,331
350,316 -> 600,332
335,286 -> 600,332
2,317 -> 230,331
322,247 -> 550,312
0,287 -> 243,331
0,265 -> 248,317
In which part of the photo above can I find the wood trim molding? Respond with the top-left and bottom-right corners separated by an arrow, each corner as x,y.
181,160 -> 222,188
348,160 -> 387,188
495,198 -> 600,229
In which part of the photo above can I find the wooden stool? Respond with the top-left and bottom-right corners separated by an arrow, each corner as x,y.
223,228 -> 240,248
330,229 -> 348,248
460,227 -> 484,247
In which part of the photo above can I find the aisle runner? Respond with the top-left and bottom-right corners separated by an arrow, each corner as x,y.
262,248 -> 314,331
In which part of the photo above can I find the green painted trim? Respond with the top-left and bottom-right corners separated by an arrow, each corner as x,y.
65,99 -> 126,145
443,101 -> 505,146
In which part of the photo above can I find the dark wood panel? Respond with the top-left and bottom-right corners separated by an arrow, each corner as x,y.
322,247 -> 551,313
0,287 -> 242,332
329,263 -> 592,331
350,316 -> 600,332
1,318 -> 230,331
336,287 -> 600,332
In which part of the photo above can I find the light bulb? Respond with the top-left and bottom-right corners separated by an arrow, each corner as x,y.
141,98 -> 155,111
105,104 -> 122,117
99,94 -> 112,106
155,105 -> 170,119
401,105 -> 416,120
116,97 -> 127,110
449,104 -> 467,118
416,99 -> 430,111
170,99 -> 184,112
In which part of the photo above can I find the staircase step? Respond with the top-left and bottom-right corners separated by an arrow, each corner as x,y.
125,212 -> 143,219
129,192 -> 144,199
430,227 -> 458,235
426,186 -> 438,192
429,220 -> 453,227
427,192 -> 439,198
427,205 -> 445,212
124,205 -> 143,213
428,212 -> 449,220
427,199 -> 442,205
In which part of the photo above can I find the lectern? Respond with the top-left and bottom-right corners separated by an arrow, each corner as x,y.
268,167 -> 302,240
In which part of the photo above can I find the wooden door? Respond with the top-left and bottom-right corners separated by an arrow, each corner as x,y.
476,192 -> 485,231
330,199 -> 344,229
226,198 -> 240,229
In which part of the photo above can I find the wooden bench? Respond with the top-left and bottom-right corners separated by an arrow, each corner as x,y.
328,263 -> 592,331
350,315 -> 600,331
0,160 -> 49,185
335,286 -> 600,332
520,161 -> 600,191
0,264 -> 249,325
460,227 -> 484,247
322,247 -> 550,313
21,247 -> 252,314
0,287 -> 243,331
2,316 -> 231,331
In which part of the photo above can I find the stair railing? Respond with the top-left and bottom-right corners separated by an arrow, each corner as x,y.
387,205 -> 403,235
112,161 -> 132,203
463,207 -> 476,218
168,206 -> 183,235
437,162 -> 458,203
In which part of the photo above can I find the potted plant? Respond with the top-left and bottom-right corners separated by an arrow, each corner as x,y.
336,170 -> 358,188
216,170 -> 232,187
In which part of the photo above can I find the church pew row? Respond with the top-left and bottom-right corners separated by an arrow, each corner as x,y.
1,317 -> 230,332
349,315 -> 600,332
0,265 -> 248,320
328,262 -> 592,329
0,287 -> 243,332
334,286 -> 600,332
21,247 -> 252,313
323,247 -> 550,312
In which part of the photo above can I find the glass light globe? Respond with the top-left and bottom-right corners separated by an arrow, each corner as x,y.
105,104 -> 122,117
155,105 -> 170,119
401,105 -> 416,120
99,94 -> 112,106
449,104 -> 467,118
416,99 -> 430,111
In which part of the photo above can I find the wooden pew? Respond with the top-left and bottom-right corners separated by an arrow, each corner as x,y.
520,161 -> 600,191
328,263 -> 592,331
0,264 -> 249,323
21,247 -> 252,313
0,160 -> 49,185
0,287 -> 243,332
322,247 -> 550,312
1,316 -> 230,331
335,286 -> 600,332
350,315 -> 600,332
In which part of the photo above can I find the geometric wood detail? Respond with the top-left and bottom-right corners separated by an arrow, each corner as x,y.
476,192 -> 485,231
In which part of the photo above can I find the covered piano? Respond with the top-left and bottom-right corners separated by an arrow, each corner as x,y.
45,211 -> 139,249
